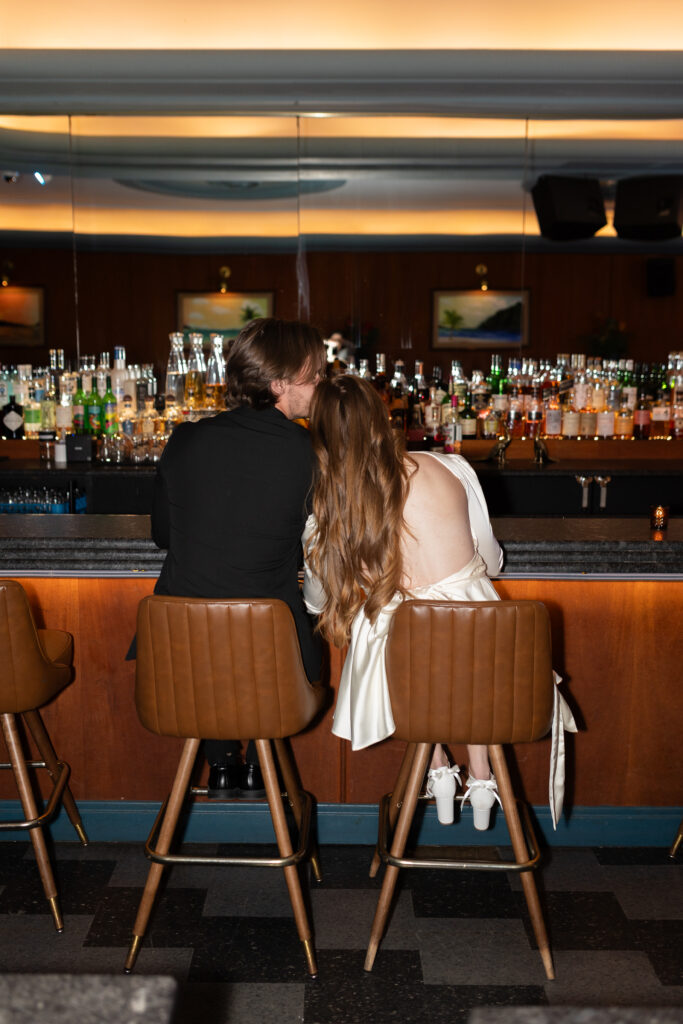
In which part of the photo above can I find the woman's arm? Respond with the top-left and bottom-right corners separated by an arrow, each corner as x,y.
302,514 -> 327,614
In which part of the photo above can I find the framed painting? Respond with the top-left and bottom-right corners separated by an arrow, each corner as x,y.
0,286 -> 44,347
432,289 -> 528,349
177,291 -> 274,340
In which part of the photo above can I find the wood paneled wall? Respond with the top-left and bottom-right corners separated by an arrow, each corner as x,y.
2,246 -> 682,379
2,575 -> 681,811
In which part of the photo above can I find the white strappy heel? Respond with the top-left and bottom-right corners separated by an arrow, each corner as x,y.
462,773 -> 503,831
425,764 -> 462,825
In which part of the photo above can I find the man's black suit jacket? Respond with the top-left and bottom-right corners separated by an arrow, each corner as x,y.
152,404 -> 321,683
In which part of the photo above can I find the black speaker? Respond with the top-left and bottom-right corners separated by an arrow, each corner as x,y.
646,257 -> 676,297
614,176 -> 683,241
531,175 -> 606,241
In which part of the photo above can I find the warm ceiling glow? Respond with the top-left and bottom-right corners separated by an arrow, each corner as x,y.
2,114 -> 682,144
3,0 -> 683,50
2,203 -> 549,237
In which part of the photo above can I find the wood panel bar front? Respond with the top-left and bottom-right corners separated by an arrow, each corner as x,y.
1,574 -> 681,810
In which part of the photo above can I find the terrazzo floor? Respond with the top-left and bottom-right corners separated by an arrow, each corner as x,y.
0,840 -> 681,1023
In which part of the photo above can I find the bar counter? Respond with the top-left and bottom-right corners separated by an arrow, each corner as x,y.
0,513 -> 681,846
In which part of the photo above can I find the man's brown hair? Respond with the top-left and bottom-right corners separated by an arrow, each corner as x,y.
225,317 -> 326,410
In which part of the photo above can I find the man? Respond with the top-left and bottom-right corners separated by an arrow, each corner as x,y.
151,317 -> 325,797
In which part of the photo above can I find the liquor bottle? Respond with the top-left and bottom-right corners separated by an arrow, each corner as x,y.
358,359 -> 372,380
166,333 -> 187,408
118,392 -> 137,437
72,377 -> 87,434
373,353 -> 389,405
423,386 -> 442,437
459,389 -> 478,440
184,334 -> 207,410
614,401 -> 634,439
543,380 -> 562,438
102,376 -> 118,436
205,334 -> 226,410
505,385 -> 525,439
633,391 -> 651,440
442,395 -> 461,452
23,383 -> 42,439
448,360 -> 468,404
110,346 -> 128,409
0,393 -> 24,439
621,359 -> 637,409
524,385 -> 544,439
96,352 -> 111,397
478,397 -> 501,440
561,389 -> 581,439
649,390 -> 672,439
87,378 -> 103,436
55,389 -> 74,436
40,372 -> 57,432
389,359 -> 409,431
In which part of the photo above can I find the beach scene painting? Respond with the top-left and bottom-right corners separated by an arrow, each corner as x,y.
0,286 -> 44,347
178,291 -> 274,340
433,290 -> 528,349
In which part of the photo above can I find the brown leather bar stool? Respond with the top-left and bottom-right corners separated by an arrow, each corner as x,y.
124,595 -> 325,978
365,599 -> 556,980
0,579 -> 88,931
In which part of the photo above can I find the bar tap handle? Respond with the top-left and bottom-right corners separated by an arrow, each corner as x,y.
575,475 -> 594,510
594,475 -> 611,511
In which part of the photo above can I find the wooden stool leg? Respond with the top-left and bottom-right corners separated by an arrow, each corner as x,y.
273,738 -> 322,883
257,738 -> 318,978
489,744 -> 555,981
669,817 -> 683,860
124,737 -> 200,973
369,742 -> 417,878
23,709 -> 88,846
2,713 -> 63,931
364,742 -> 431,972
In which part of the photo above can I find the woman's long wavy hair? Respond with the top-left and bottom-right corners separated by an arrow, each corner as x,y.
307,374 -> 412,647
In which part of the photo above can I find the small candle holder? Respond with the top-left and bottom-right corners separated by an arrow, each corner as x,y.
649,505 -> 669,531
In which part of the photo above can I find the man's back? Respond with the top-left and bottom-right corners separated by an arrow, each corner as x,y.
152,403 -> 320,680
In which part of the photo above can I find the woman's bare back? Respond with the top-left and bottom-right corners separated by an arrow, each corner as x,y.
400,452 -> 475,589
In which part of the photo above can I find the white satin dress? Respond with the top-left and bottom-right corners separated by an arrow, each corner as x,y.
303,451 -> 576,828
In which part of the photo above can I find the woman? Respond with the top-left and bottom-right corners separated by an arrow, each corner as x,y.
303,374 -> 505,829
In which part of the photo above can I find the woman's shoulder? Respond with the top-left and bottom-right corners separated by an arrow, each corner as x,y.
403,452 -> 468,507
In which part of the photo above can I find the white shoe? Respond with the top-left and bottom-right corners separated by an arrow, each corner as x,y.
425,764 -> 461,825
462,773 -> 502,831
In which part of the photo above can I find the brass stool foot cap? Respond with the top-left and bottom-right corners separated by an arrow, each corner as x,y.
124,934 -> 143,973
302,938 -> 317,977
48,896 -> 63,932
75,822 -> 89,847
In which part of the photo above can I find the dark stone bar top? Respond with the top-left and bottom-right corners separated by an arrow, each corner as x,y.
1,514 -> 682,578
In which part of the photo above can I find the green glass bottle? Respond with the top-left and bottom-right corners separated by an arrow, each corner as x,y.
72,376 -> 87,434
87,378 -> 103,436
102,375 -> 118,436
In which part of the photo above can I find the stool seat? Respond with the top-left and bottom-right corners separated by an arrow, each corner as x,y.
125,595 -> 326,978
365,599 -> 557,981
0,580 -> 88,931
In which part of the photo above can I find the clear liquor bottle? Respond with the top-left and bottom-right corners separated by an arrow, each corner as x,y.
166,333 -> 187,408
205,334 -> 226,410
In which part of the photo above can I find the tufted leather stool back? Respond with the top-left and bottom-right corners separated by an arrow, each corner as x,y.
127,594 -> 325,979
386,599 -> 554,745
366,598 -> 557,982
135,595 -> 322,740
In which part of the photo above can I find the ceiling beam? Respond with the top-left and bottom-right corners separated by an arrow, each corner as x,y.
1,50 -> 683,118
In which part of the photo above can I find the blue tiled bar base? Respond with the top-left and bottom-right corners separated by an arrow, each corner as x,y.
0,800 -> 679,848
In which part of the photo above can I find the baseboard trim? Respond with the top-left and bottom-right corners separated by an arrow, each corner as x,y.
0,800 -> 680,848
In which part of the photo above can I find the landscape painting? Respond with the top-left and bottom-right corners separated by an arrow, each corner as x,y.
432,290 -> 528,349
178,291 -> 274,340
0,286 -> 44,347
